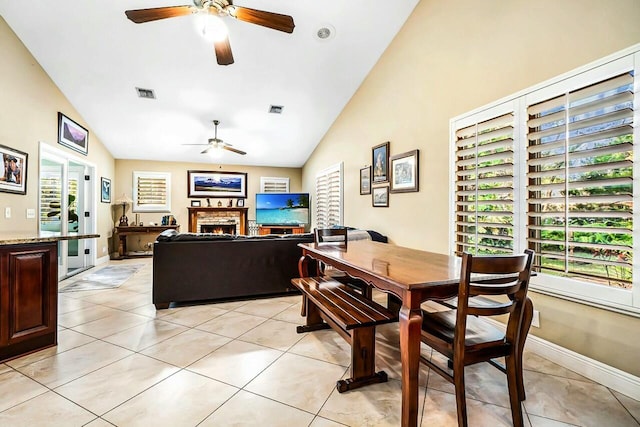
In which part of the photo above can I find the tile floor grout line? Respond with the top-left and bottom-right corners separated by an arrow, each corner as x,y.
608,386 -> 640,426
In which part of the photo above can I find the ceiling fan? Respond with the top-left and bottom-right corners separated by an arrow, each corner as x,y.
125,0 -> 295,65
183,120 -> 247,156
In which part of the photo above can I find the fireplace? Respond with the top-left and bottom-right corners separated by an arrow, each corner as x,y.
188,207 -> 249,235
201,224 -> 236,234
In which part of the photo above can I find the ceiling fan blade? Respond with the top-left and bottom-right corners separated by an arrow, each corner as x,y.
229,6 -> 295,34
201,147 -> 213,154
223,146 -> 247,155
125,6 -> 195,24
214,37 -> 234,66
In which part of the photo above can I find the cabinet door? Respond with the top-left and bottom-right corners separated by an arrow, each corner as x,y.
1,244 -> 57,347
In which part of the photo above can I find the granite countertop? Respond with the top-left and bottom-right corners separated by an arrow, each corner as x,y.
0,232 -> 100,245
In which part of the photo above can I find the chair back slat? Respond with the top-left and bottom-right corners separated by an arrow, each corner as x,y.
315,227 -> 348,249
467,301 -> 514,317
455,249 -> 534,350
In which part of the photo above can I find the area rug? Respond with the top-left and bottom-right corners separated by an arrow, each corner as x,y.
60,264 -> 145,292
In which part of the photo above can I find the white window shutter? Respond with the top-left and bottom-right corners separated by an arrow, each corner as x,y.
315,163 -> 343,229
133,171 -> 171,213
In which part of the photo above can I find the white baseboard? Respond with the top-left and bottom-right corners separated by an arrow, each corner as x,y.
95,255 -> 110,266
525,333 -> 640,401
485,317 -> 640,400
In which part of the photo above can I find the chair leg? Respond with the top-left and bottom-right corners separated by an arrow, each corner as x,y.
505,354 -> 524,427
516,297 -> 534,401
453,360 -> 468,427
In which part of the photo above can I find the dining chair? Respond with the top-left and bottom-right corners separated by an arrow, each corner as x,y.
419,249 -> 534,427
314,228 -> 371,298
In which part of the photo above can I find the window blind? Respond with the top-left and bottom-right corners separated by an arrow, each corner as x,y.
454,112 -> 515,255
133,171 -> 171,212
526,72 -> 634,288
260,177 -> 290,193
315,164 -> 342,228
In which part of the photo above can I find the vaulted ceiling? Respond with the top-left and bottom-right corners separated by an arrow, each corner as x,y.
0,0 -> 419,167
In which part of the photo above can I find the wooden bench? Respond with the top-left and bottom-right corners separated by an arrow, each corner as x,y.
291,276 -> 398,392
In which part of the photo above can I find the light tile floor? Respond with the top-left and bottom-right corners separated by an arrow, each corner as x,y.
0,259 -> 638,426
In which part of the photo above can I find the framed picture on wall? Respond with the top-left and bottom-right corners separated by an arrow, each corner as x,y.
58,112 -> 89,155
100,177 -> 111,203
0,144 -> 28,195
360,166 -> 371,195
372,185 -> 389,207
390,149 -> 419,193
187,170 -> 247,198
372,141 -> 389,183
237,199 -> 245,207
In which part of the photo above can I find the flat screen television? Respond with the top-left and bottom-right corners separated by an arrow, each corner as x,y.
256,193 -> 310,226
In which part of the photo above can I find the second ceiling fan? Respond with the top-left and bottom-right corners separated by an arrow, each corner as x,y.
125,0 -> 295,65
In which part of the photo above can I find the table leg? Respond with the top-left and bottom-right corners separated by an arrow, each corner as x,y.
399,299 -> 423,427
118,235 -> 126,258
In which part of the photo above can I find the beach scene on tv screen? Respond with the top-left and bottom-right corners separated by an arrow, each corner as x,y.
256,193 -> 309,225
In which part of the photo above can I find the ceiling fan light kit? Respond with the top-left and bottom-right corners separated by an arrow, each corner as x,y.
182,119 -> 247,157
125,0 -> 295,66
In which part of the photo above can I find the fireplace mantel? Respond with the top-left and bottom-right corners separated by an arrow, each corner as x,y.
188,207 -> 249,235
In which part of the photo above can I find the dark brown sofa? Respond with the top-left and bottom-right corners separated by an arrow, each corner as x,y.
152,230 -> 315,309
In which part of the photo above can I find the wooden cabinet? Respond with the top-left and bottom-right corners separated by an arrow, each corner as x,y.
0,242 -> 57,362
115,225 -> 180,259
258,225 -> 305,235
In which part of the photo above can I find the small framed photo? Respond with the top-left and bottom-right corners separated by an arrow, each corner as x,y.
58,112 -> 89,155
0,144 -> 28,195
190,200 -> 202,207
100,177 -> 111,203
372,185 -> 389,207
390,149 -> 420,193
237,198 -> 245,207
360,166 -> 371,195
372,141 -> 390,183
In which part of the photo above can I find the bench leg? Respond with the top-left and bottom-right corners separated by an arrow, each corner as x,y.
336,327 -> 388,393
296,297 -> 331,333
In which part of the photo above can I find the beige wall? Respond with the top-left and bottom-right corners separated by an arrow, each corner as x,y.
0,17 -> 115,259
301,0 -> 640,376
114,159 -> 301,251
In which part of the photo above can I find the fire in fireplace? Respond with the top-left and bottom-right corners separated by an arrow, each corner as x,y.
201,224 -> 237,234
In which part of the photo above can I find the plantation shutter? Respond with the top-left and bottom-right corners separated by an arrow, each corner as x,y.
454,112 -> 515,255
526,72 -> 634,287
133,171 -> 171,212
315,163 -> 343,228
40,176 -> 62,226
260,177 -> 290,193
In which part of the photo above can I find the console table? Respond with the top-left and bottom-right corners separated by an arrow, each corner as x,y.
115,225 -> 179,259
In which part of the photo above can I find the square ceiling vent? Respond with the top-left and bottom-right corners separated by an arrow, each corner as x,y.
136,87 -> 156,99
269,105 -> 284,114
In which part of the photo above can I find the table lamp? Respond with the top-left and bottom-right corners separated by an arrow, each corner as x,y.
115,194 -> 133,226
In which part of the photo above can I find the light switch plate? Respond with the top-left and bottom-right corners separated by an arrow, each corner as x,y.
26,208 -> 36,219
4,207 -> 11,219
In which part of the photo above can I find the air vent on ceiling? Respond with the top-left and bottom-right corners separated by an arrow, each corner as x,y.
269,105 -> 284,114
315,24 -> 335,41
136,87 -> 156,99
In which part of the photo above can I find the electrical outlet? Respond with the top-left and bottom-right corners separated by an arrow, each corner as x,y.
531,310 -> 540,328
102,246 -> 107,254
4,207 -> 11,219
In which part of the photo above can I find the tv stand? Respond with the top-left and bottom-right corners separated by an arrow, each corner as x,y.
258,225 -> 305,235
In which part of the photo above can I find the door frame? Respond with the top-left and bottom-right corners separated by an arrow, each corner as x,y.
39,142 -> 97,278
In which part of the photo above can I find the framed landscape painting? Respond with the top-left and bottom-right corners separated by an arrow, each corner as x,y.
187,170 -> 247,198
58,112 -> 89,155
390,149 -> 419,193
0,144 -> 28,195
372,185 -> 389,207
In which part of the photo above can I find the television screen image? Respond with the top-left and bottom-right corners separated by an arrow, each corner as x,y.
256,193 -> 310,225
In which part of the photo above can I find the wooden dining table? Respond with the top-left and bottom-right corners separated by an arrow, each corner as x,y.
298,239 -> 466,427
